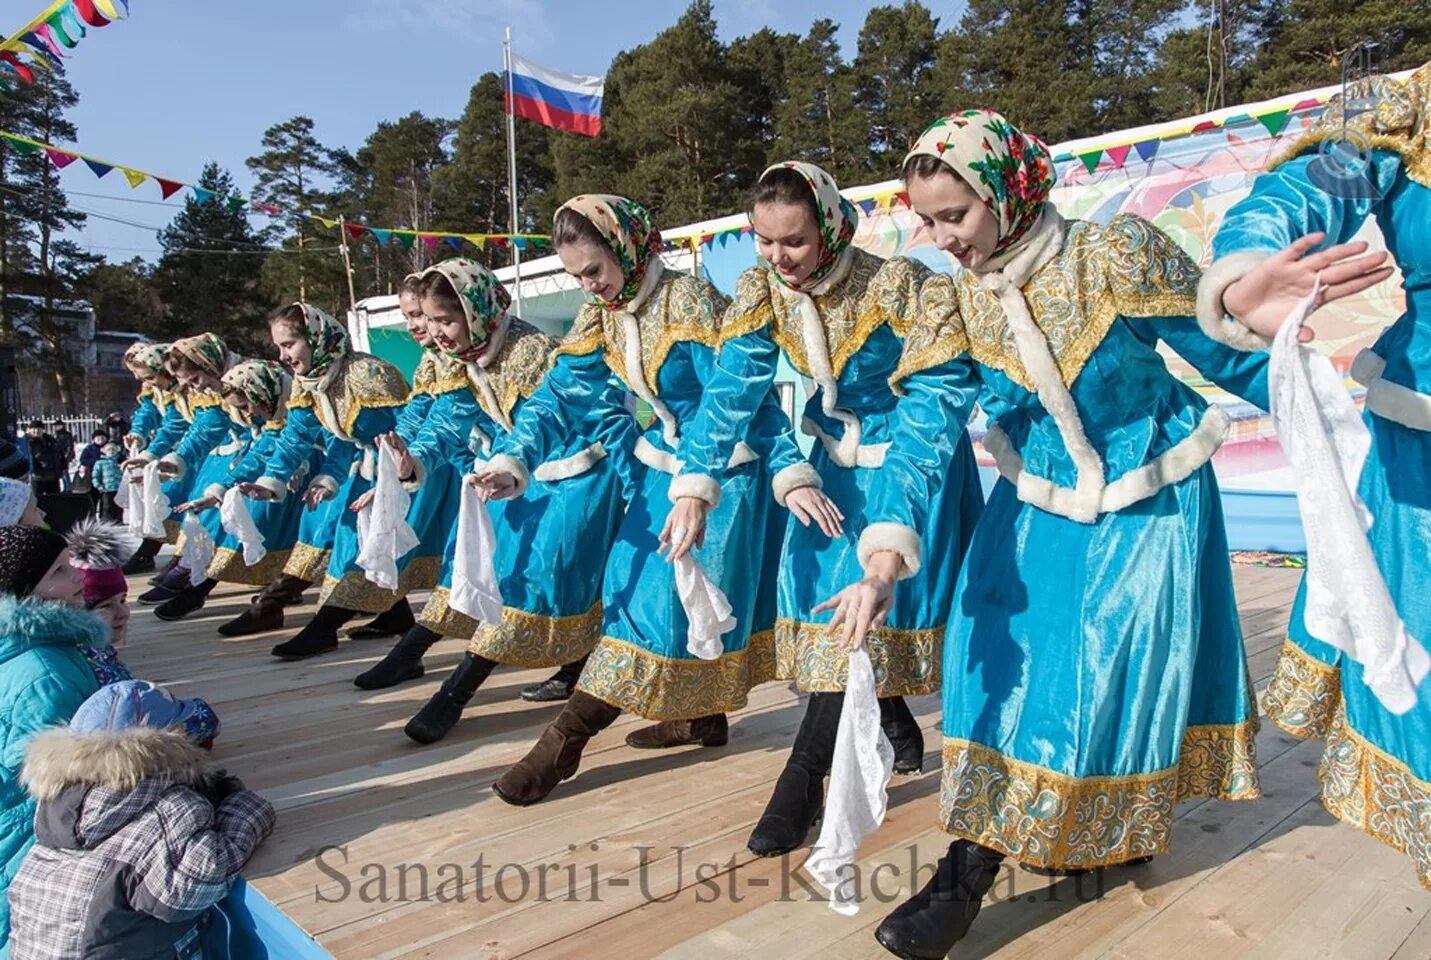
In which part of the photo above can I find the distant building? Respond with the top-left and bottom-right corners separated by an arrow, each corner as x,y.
3,294 -> 146,420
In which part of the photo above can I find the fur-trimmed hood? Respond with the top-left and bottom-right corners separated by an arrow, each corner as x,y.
21,726 -> 216,803
0,593 -> 108,665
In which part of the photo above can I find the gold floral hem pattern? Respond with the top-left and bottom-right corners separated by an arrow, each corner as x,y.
415,586 -> 480,639
577,631 -> 778,721
1261,638 -> 1342,740
282,543 -> 330,583
163,519 -> 180,545
939,719 -> 1261,869
1319,707 -> 1431,892
317,556 -> 441,613
467,602 -> 604,668
773,617 -> 941,697
206,547 -> 291,587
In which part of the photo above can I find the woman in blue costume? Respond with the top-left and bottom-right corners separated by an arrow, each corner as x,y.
244,302 -> 412,661
818,110 -> 1284,959
133,334 -> 246,608
364,256 -> 632,745
1199,62 -> 1431,893
117,343 -> 180,574
477,195 -> 812,805
120,343 -> 166,453
664,162 -> 984,857
345,275 -> 453,644
148,360 -> 321,627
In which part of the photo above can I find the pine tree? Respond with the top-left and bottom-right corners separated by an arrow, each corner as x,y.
78,258 -> 164,334
245,116 -> 339,305
151,164 -> 270,352
1245,0 -> 1431,99
852,3 -> 945,165
768,20 -> 866,181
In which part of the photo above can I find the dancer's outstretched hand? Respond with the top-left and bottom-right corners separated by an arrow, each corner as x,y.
379,432 -> 414,480
237,482 -> 276,501
469,470 -> 519,501
1222,234 -> 1394,342
814,551 -> 902,651
350,490 -> 376,513
786,486 -> 844,539
302,484 -> 333,510
660,497 -> 709,561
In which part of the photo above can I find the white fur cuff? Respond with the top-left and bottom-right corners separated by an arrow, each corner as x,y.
203,483 -> 227,502
254,475 -> 288,502
669,471 -> 721,508
484,453 -> 530,498
158,453 -> 186,481
857,522 -> 922,580
131,451 -> 155,465
309,474 -> 340,498
772,461 -> 822,507
1196,252 -> 1275,352
403,455 -> 427,493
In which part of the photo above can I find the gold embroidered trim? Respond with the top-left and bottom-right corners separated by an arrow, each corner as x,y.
467,601 -> 604,668
890,273 -> 971,393
940,718 -> 1261,869
1271,63 -> 1430,189
162,519 -> 180,544
591,273 -> 729,392
1261,638 -> 1342,740
576,631 -> 778,720
414,585 -> 480,639
187,391 -> 226,410
1319,707 -> 1431,891
317,556 -> 441,614
206,546 -> 291,587
282,542 -> 329,583
773,617 -> 942,697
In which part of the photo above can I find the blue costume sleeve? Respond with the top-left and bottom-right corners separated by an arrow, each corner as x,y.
1212,151 -> 1401,258
216,431 -> 277,489
671,328 -> 784,504
143,406 -> 190,459
128,394 -> 162,443
163,406 -> 238,478
394,392 -> 435,445
489,350 -> 618,484
349,406 -> 400,445
1143,316 -> 1271,410
258,407 -> 330,500
409,389 -> 482,484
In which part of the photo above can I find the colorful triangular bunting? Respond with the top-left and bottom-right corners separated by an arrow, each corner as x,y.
1257,109 -> 1291,137
369,228 -> 392,246
155,178 -> 184,199
1105,145 -> 1131,168
83,158 -> 112,178
443,235 -> 464,251
1077,150 -> 1102,174
1133,139 -> 1160,162
192,187 -> 215,204
119,167 -> 147,188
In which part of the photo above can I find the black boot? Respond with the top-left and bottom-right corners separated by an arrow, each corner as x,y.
874,840 -> 1006,959
154,578 -> 218,622
220,575 -> 308,637
879,696 -> 925,775
138,563 -> 191,604
271,605 -> 357,660
404,653 -> 497,744
147,554 -> 181,586
519,655 -> 588,702
748,691 -> 843,857
122,538 -> 161,575
347,598 -> 416,641
354,626 -> 442,690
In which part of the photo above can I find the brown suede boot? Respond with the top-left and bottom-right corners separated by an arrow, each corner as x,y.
492,691 -> 621,806
624,713 -> 728,749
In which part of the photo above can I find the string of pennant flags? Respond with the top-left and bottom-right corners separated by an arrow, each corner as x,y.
0,130 -> 551,252
0,0 -> 130,88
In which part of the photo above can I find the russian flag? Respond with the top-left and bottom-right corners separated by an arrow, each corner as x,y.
507,53 -> 604,137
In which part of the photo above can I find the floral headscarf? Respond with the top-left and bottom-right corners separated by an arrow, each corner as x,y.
221,359 -> 289,426
758,161 -> 859,291
556,195 -> 665,310
419,259 -> 511,364
288,302 -> 350,379
127,343 -> 170,378
904,108 -> 1056,257
169,333 -> 232,380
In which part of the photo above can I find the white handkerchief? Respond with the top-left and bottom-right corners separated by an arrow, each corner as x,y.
220,486 -> 267,566
449,481 -> 504,623
804,648 -> 895,914
1269,280 -> 1429,714
179,510 -> 215,587
356,445 -> 419,590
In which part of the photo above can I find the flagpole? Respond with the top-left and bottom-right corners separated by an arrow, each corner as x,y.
503,27 -> 523,317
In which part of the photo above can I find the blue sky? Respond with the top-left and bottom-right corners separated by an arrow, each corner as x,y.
32,0 -> 962,261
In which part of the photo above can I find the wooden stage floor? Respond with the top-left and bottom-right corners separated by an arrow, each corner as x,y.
119,562 -> 1430,960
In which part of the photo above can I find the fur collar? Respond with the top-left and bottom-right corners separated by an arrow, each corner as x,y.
776,247 -> 862,464
615,260 -> 683,446
22,726 -> 216,802
0,595 -> 109,664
